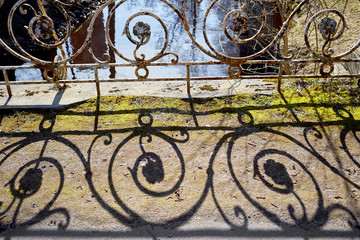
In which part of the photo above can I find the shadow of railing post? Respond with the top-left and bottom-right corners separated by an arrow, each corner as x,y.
1,93 -> 360,238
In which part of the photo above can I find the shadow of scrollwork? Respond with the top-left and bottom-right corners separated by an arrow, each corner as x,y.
341,126 -> 360,168
1,95 -> 360,238
83,112 -> 210,229
208,125 -> 360,232
0,137 -> 70,233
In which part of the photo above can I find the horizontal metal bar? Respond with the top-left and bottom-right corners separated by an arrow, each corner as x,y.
1,59 -> 360,70
1,74 -> 359,87
0,0 -> 359,96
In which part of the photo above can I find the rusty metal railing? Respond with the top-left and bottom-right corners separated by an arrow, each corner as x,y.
0,0 -> 359,97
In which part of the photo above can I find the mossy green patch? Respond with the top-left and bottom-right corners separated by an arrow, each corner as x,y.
199,84 -> 217,91
0,78 -> 359,133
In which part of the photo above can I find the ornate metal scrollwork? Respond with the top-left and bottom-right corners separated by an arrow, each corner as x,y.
104,3 -> 179,78
304,9 -> 349,59
221,0 -> 265,44
7,0 -> 72,64
0,0 -> 359,90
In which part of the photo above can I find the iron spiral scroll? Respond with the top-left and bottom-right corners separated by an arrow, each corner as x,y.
0,0 -> 359,86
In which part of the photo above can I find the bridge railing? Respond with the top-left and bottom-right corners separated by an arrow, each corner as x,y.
0,0 -> 359,97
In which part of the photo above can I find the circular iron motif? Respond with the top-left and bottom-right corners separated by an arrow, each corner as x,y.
133,21 -> 151,41
318,17 -> 337,39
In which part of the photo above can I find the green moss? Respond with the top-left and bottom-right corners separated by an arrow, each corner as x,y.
199,85 -> 217,91
0,79 -> 359,133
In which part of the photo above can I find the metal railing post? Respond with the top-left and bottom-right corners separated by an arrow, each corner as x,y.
95,66 -> 100,96
186,65 -> 191,96
2,70 -> 12,97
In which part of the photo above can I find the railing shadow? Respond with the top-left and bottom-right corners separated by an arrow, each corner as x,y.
1,93 -> 360,239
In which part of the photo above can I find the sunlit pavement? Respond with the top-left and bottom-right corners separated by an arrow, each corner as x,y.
0,79 -> 275,109
1,80 -> 360,240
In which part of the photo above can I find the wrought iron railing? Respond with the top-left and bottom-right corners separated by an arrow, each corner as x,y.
0,0 -> 359,97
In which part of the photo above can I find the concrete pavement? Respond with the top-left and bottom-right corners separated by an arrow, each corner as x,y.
0,79 -> 275,109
